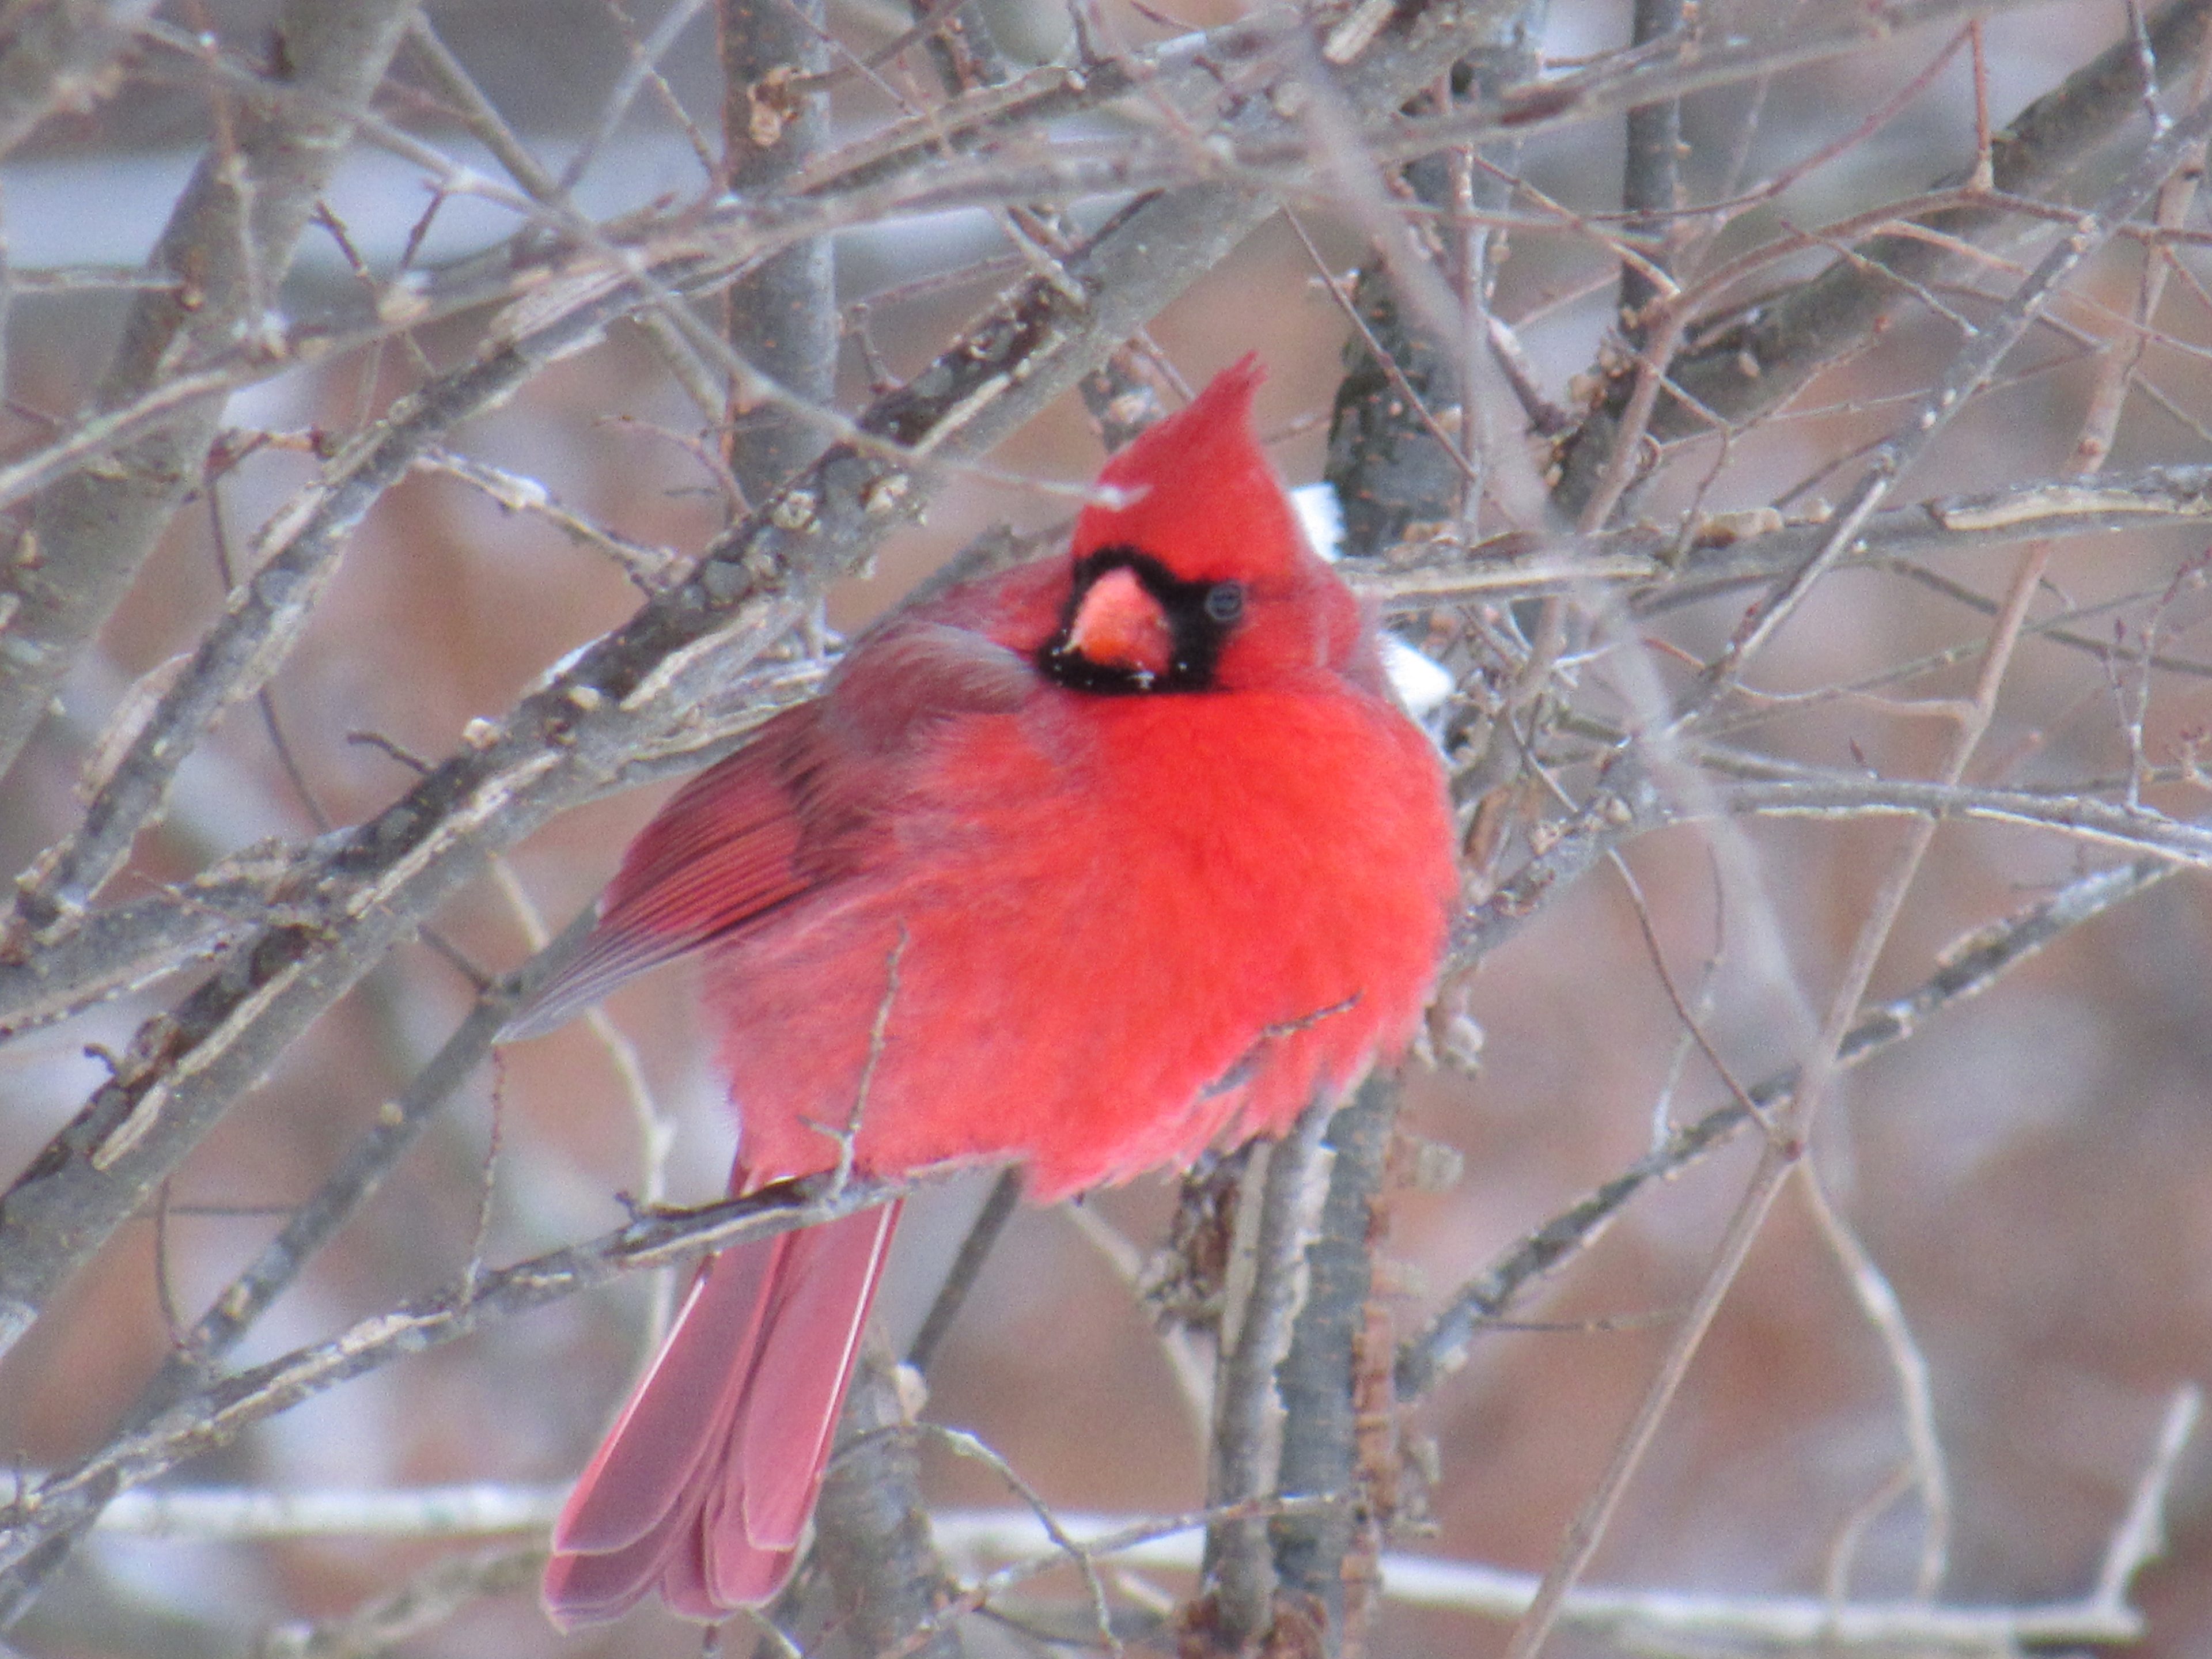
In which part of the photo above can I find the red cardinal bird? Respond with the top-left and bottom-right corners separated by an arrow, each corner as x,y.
515,359 -> 1458,1626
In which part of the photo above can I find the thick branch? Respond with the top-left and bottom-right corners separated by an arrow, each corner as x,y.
813,1342 -> 963,1659
1205,1101 -> 1335,1649
721,0 -> 839,502
1270,1073 -> 1402,1648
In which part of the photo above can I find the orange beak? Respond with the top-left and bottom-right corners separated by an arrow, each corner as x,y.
1063,566 -> 1173,683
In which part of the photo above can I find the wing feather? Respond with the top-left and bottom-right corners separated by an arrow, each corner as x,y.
501,704 -> 821,1040
503,622 -> 1035,1043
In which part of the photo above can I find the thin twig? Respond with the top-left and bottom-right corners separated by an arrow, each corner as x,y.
1403,851 -> 2180,1397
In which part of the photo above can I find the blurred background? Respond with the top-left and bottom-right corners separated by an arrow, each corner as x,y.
1,0 -> 2210,1654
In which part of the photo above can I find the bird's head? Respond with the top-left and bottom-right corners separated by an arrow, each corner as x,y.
1041,358 -> 1370,697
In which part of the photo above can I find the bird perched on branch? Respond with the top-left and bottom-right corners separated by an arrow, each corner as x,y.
509,358 -> 1459,1627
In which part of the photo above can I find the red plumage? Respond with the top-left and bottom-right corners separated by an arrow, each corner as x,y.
519,358 -> 1459,1627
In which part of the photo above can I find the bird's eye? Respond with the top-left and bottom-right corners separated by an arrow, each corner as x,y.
1204,582 -> 1246,624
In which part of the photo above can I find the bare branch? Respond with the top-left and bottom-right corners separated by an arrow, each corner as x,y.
1555,0 -> 2212,509
926,1505 -> 2162,1652
95,1482 -> 564,1540
0,1173 -> 917,1599
812,1340 -> 963,1658
1403,852 -> 2180,1399
1270,1073 -> 1403,1649
721,0 -> 838,503
1673,84 -> 2212,729
256,1546 -> 544,1659
0,0 -> 421,781
1204,1099 -> 1335,1647
0,0 -> 158,160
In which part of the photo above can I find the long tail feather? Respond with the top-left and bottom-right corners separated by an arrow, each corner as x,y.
543,1201 -> 902,1628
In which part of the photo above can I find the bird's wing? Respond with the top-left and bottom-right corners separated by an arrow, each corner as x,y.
501,704 -> 824,1040
502,622 -> 1035,1041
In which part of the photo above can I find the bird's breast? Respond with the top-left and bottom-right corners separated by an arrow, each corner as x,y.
715,679 -> 1454,1201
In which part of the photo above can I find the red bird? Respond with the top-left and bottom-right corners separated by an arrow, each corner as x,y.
515,359 -> 1458,1626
